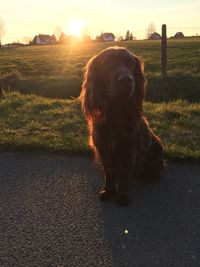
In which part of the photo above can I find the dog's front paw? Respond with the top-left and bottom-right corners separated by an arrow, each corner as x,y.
98,189 -> 114,201
115,195 -> 131,206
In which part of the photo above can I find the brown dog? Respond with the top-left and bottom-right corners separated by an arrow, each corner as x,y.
80,47 -> 163,206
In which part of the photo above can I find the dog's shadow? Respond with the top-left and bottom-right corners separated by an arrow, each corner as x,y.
97,163 -> 200,266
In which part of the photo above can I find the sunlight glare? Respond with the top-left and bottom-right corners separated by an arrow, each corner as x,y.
67,19 -> 84,37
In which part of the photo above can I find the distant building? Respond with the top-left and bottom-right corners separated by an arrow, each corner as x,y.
2,44 -> 13,48
174,32 -> 184,39
32,34 -> 57,45
101,33 -> 115,42
96,32 -> 115,42
1,43 -> 24,48
149,32 -> 161,40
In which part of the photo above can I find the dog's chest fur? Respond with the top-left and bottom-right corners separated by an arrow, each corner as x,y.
93,113 -> 143,156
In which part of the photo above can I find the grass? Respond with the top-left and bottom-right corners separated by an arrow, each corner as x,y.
0,91 -> 199,161
0,91 -> 88,153
0,40 -> 199,160
0,38 -> 200,101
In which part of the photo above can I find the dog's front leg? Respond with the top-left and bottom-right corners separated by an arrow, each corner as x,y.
99,158 -> 116,201
115,167 -> 133,206
115,151 -> 137,206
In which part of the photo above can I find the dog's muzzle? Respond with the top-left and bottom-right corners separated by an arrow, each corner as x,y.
118,73 -> 135,96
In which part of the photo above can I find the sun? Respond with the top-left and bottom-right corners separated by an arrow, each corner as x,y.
67,19 -> 84,37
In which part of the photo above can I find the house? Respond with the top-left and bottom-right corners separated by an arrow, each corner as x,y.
96,32 -> 115,42
174,32 -> 184,39
1,44 -> 12,48
32,34 -> 57,45
102,33 -> 115,42
149,32 -> 161,40
1,43 -> 24,49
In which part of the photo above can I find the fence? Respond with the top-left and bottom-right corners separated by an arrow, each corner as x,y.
161,24 -> 167,75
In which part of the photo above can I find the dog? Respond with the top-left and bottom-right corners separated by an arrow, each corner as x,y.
80,47 -> 163,206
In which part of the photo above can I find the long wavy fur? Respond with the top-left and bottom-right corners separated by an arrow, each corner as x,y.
80,47 -> 163,206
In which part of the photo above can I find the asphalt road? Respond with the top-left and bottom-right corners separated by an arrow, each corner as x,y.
0,152 -> 200,267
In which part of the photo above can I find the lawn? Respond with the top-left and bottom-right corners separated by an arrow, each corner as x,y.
0,39 -> 199,160
0,91 -> 199,161
0,38 -> 200,101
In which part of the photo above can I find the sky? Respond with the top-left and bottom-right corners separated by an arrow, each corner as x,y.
0,0 -> 200,43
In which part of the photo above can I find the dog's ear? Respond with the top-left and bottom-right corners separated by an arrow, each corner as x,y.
80,56 -> 105,120
133,57 -> 146,113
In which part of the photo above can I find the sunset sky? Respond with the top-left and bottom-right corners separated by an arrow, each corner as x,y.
0,0 -> 199,43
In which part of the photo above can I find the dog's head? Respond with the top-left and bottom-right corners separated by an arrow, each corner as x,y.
80,47 -> 146,120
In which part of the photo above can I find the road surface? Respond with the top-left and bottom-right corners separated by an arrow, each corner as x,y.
0,152 -> 200,267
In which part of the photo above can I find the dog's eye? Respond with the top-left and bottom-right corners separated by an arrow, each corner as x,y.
128,61 -> 135,69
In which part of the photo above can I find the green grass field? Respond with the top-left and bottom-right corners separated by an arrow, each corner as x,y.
0,91 -> 199,161
0,39 -> 200,160
0,38 -> 200,101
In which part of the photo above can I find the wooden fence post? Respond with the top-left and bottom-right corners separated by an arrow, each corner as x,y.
161,24 -> 167,75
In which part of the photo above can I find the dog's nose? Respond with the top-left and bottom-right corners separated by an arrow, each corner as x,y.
118,74 -> 133,82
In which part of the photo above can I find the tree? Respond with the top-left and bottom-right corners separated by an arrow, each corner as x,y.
125,30 -> 130,41
54,27 -> 62,41
58,32 -> 66,44
115,33 -> 124,42
81,27 -> 91,42
22,36 -> 32,45
125,30 -> 134,41
146,23 -> 156,39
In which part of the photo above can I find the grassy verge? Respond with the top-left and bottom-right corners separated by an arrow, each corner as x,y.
0,91 -> 199,161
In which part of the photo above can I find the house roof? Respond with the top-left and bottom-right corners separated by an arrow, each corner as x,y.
37,34 -> 56,41
33,34 -> 57,44
151,32 -> 161,37
101,33 -> 115,38
149,32 -> 161,39
174,32 -> 184,36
